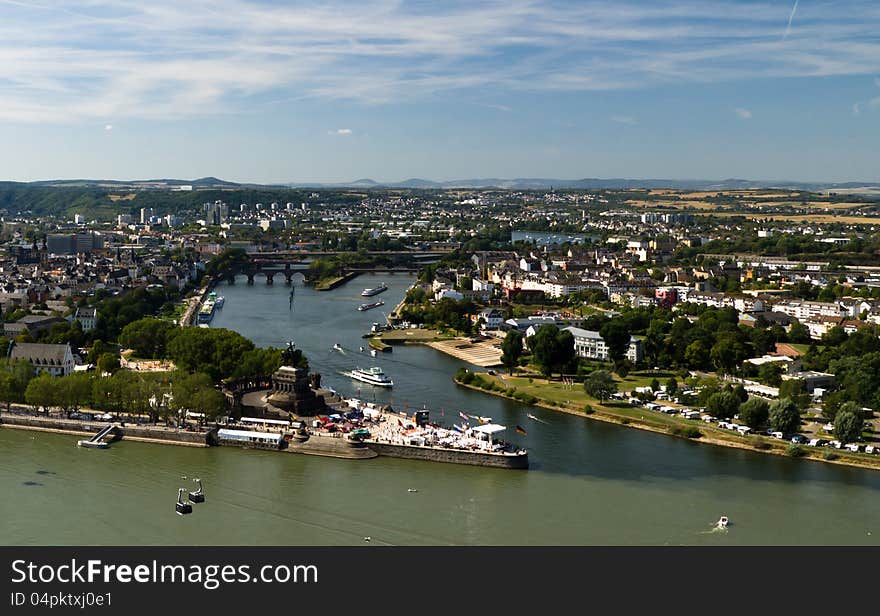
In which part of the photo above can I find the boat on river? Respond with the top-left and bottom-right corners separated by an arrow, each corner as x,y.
361,283 -> 388,297
343,366 -> 394,388
198,297 -> 216,324
358,300 -> 385,311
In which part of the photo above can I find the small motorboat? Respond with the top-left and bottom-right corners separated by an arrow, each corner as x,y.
176,488 -> 193,515
407,488 -> 418,493
359,346 -> 364,352
370,349 -> 377,357
188,478 -> 205,503
333,343 -> 343,351
716,516 -> 729,528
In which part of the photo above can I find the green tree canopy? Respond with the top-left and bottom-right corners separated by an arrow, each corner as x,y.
584,370 -> 617,401
500,330 -> 524,375
769,398 -> 801,435
738,397 -> 770,430
706,391 -> 740,420
119,318 -> 176,359
833,407 -> 864,444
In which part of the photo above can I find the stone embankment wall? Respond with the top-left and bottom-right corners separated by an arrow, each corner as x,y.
0,414 -> 213,447
366,441 -> 528,469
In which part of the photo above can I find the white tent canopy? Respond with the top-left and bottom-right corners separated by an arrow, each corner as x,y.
470,424 -> 506,435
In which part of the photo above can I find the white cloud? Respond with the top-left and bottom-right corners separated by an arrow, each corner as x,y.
0,1 -> 878,122
734,107 -> 752,119
852,103 -> 861,115
104,124 -> 113,131
484,103 -> 512,112
330,128 -> 352,135
611,115 -> 637,125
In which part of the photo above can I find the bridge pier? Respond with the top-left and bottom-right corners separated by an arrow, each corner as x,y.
227,275 -> 235,285
284,273 -> 293,285
246,273 -> 255,285
266,273 -> 274,285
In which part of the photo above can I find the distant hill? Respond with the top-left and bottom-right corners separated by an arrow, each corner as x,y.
7,175 -> 880,192
284,177 -> 880,193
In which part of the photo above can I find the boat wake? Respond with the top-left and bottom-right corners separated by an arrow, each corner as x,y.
527,413 -> 548,424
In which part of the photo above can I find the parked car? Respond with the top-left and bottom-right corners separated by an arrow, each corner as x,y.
790,435 -> 808,444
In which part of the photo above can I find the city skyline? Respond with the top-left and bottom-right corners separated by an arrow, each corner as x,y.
0,0 -> 878,183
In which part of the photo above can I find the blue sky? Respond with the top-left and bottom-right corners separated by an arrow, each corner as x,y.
0,0 -> 878,183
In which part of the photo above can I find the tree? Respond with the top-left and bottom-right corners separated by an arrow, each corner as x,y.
599,321 -> 630,364
769,398 -> 801,435
757,363 -> 784,387
527,325 -> 563,378
25,374 -> 58,414
650,377 -> 660,392
584,370 -> 617,401
57,372 -> 93,416
788,319 -> 810,344
119,318 -> 175,359
684,340 -> 710,370
778,378 -> 809,409
710,336 -> 748,374
706,391 -> 740,420
555,329 -> 576,375
0,372 -> 14,412
738,398 -> 770,430
500,330 -> 524,375
665,378 -> 678,396
833,408 -> 863,444
97,352 -> 120,375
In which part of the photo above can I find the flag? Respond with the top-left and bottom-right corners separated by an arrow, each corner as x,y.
452,424 -> 463,432
459,411 -> 470,422
515,425 -> 527,435
397,419 -> 403,427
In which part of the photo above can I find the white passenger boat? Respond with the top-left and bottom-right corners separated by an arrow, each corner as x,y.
343,366 -> 394,388
361,283 -> 388,297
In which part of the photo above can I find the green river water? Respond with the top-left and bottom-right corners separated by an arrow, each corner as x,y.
2,274 -> 879,545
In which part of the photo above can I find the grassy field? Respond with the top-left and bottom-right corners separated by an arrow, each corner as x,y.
378,328 -> 452,343
456,370 -> 880,472
692,211 -> 880,225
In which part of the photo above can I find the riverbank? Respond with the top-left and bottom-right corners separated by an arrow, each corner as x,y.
0,413 -> 212,447
314,271 -> 358,290
453,374 -> 880,473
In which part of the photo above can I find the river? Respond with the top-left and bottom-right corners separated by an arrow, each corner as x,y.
2,273 -> 880,545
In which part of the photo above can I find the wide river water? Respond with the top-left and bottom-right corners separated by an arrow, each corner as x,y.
3,273 -> 880,545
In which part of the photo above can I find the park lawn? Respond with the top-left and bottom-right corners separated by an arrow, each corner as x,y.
462,373 -> 880,471
481,373 -> 695,431
618,370 -> 679,390
379,328 -> 452,343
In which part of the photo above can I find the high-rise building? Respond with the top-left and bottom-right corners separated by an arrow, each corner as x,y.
140,207 -> 154,224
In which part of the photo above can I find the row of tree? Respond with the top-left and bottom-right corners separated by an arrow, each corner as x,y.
20,370 -> 226,423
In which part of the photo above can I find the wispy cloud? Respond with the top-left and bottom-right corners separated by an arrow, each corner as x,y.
852,103 -> 861,115
0,1 -> 879,123
330,128 -> 352,135
104,124 -> 113,131
611,115 -> 638,125
483,103 -> 512,112
734,107 -> 753,119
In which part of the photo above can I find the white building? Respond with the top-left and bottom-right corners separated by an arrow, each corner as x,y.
10,342 -> 76,376
563,326 -> 643,363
